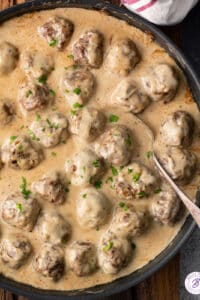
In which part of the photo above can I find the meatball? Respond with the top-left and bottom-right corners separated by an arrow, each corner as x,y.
65,148 -> 104,186
109,203 -> 148,242
73,30 -> 103,68
94,125 -> 133,166
67,241 -> 97,276
0,235 -> 32,269
141,64 -> 179,102
18,79 -> 54,113
29,113 -> 69,148
158,147 -> 197,185
21,50 -> 54,79
32,172 -> 67,205
1,193 -> 40,231
159,110 -> 194,147
61,66 -> 95,107
76,188 -> 110,229
111,79 -> 150,114
105,38 -> 140,76
0,41 -> 18,75
151,187 -> 181,225
114,162 -> 158,200
36,212 -> 71,244
98,231 -> 133,274
0,100 -> 14,127
33,243 -> 65,280
70,107 -> 106,142
38,16 -> 73,50
2,135 -> 43,170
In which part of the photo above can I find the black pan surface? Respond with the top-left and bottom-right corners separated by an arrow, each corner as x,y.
0,1 -> 199,299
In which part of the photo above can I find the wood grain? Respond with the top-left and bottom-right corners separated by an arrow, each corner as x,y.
0,0 -> 180,299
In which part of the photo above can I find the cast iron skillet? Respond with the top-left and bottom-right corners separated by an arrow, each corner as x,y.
0,0 -> 199,299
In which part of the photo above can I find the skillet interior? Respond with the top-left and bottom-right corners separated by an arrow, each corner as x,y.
0,1 -> 199,298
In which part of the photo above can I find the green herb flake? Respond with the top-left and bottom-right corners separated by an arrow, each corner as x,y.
111,165 -> 118,176
10,135 -> 18,143
154,188 -> 162,194
103,241 -> 113,252
26,90 -> 32,97
50,89 -> 56,97
36,114 -> 41,122
106,177 -> 113,184
51,151 -> 57,157
67,54 -> 74,60
17,144 -> 23,151
128,168 -> 133,174
70,110 -> 76,116
82,193 -> 87,198
64,187 -> 69,193
49,39 -> 58,47
16,203 -> 23,213
38,75 -> 47,84
20,177 -> 31,200
94,180 -> 102,189
28,129 -> 40,141
73,64 -> 78,69
132,172 -> 140,182
119,202 -> 129,211
126,134 -> 132,146
46,119 -> 59,129
137,191 -> 149,198
109,114 -> 119,123
73,88 -> 81,95
73,102 -> 83,109
92,160 -> 99,168
146,151 -> 153,159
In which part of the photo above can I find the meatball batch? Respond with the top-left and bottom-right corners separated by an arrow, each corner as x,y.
67,241 -> 97,276
36,212 -> 71,244
61,66 -> 95,107
159,147 -> 197,185
0,100 -> 14,127
18,79 -> 54,113
20,51 -> 54,79
0,41 -> 18,75
70,107 -> 106,142
141,64 -> 179,103
98,231 -> 133,274
33,243 -> 65,280
38,16 -> 73,50
159,110 -> 194,147
1,135 -> 44,170
73,30 -> 104,68
76,188 -> 110,229
111,79 -> 150,114
94,125 -> 133,166
0,235 -> 32,269
105,38 -> 140,76
65,148 -> 104,186
1,193 -> 40,231
114,162 -> 158,200
32,172 -> 68,205
30,113 -> 69,148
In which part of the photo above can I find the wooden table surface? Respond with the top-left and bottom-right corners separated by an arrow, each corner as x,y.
0,0 -> 191,299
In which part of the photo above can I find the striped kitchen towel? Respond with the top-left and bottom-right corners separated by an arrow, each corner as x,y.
121,0 -> 199,25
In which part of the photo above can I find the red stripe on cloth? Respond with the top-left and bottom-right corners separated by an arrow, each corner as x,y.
136,0 -> 157,12
121,0 -> 141,4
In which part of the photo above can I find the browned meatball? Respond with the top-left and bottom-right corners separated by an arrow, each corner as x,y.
98,231 -> 133,274
109,203 -> 148,242
33,243 -> 65,280
1,135 -> 44,170
0,235 -> 32,269
32,172 -> 68,205
151,187 -> 181,225
141,64 -> 179,102
159,147 -> 197,185
94,125 -> 133,166
159,110 -> 194,147
105,38 -> 140,76
67,241 -> 97,276
0,100 -> 14,127
0,41 -> 18,75
38,17 -> 73,50
73,30 -> 103,68
1,193 -> 40,231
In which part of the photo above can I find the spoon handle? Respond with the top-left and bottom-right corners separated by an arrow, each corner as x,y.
153,153 -> 200,228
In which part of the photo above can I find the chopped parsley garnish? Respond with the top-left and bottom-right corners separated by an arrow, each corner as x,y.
49,89 -> 56,96
154,188 -> 162,194
26,90 -> 32,97
103,241 -> 113,252
38,75 -> 47,84
126,134 -> 132,146
137,191 -> 149,198
111,165 -> 118,176
106,177 -> 113,184
28,129 -> 40,141
46,119 -> 59,129
10,135 -> 18,143
20,177 -> 31,200
49,39 -> 58,47
67,54 -> 74,59
119,202 -> 129,211
73,88 -> 81,95
109,114 -> 119,123
132,172 -> 140,182
36,114 -> 41,122
128,168 -> 133,174
82,193 -> 87,198
51,151 -> 57,157
94,180 -> 102,189
17,144 -> 23,151
16,203 -> 23,213
92,160 -> 99,168
146,151 -> 152,159
73,102 -> 84,109
70,110 -> 76,116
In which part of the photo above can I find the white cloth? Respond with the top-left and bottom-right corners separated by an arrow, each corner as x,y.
122,0 -> 199,25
